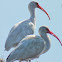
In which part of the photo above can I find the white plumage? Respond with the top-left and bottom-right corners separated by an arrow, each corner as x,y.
5,1 -> 50,51
5,20 -> 35,51
6,26 -> 61,62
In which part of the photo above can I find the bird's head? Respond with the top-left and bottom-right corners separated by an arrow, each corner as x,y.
28,1 -> 50,20
28,1 -> 38,8
39,26 -> 62,46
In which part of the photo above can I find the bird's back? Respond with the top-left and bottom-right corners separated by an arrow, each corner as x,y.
5,20 -> 35,51
6,35 -> 45,62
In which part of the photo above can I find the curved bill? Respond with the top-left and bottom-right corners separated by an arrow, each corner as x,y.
48,30 -> 62,46
37,4 -> 50,20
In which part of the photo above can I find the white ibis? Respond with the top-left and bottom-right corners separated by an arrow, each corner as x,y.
6,26 -> 62,62
5,1 -> 50,51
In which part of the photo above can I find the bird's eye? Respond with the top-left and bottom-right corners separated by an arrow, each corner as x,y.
45,28 -> 49,33
36,2 -> 38,5
46,28 -> 49,31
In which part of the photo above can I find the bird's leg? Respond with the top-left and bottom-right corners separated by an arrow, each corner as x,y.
26,60 -> 28,62
19,59 -> 21,62
29,60 -> 31,62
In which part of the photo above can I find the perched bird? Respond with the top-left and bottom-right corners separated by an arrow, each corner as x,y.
6,26 -> 62,62
5,1 -> 50,51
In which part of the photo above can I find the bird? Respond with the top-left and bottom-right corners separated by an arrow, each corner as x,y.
6,26 -> 62,62
5,1 -> 50,51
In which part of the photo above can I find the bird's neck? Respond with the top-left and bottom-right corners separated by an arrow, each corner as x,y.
29,8 -> 36,25
40,33 -> 51,52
